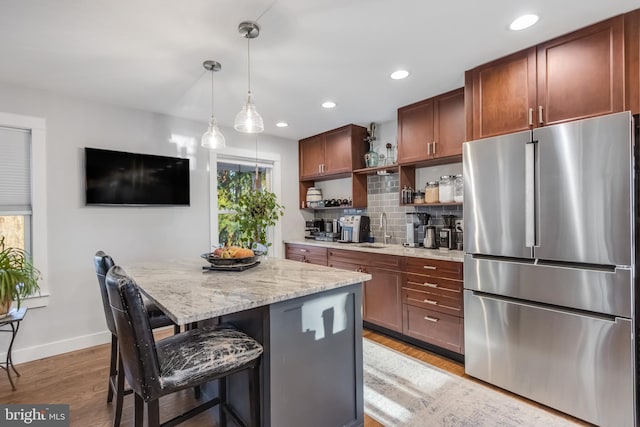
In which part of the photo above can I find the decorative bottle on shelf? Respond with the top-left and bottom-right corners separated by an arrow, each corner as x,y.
364,141 -> 379,168
385,143 -> 394,166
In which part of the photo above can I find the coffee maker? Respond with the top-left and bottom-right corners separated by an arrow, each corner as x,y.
339,215 -> 370,243
404,213 -> 430,247
305,220 -> 323,240
439,215 -> 457,251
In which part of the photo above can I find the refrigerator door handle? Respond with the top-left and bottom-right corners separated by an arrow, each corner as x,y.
525,141 -> 536,247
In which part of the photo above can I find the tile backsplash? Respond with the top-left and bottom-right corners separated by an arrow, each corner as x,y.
314,173 -> 463,246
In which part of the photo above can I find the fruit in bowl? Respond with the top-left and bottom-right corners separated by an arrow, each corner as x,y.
212,246 -> 254,259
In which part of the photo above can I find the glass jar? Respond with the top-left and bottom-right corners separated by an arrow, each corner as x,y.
454,174 -> 463,203
425,181 -> 439,203
438,175 -> 454,203
413,191 -> 425,204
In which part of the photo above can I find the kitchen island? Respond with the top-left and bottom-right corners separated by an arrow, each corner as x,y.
125,256 -> 371,427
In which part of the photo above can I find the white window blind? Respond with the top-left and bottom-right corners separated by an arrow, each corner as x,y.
0,127 -> 31,214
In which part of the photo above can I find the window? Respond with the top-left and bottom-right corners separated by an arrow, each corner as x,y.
0,127 -> 32,252
216,159 -> 272,246
0,112 -> 48,307
208,147 -> 282,258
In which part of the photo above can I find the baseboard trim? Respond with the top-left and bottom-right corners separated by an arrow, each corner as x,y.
1,330 -> 112,364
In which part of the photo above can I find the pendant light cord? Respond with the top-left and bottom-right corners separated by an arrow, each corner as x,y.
210,68 -> 215,117
255,134 -> 259,188
247,35 -> 252,95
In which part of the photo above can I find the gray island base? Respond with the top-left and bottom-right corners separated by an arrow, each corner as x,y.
126,257 -> 371,427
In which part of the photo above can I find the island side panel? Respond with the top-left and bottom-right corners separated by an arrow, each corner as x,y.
219,283 -> 363,427
268,283 -> 364,427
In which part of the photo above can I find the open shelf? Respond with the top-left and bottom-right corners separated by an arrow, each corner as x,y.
353,165 -> 399,175
401,202 -> 462,207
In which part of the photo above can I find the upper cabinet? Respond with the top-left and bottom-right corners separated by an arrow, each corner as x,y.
299,124 -> 367,180
466,15 -> 625,140
397,88 -> 464,165
625,9 -> 640,115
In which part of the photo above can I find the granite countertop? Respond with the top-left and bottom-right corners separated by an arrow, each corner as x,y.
284,240 -> 465,262
125,257 -> 371,325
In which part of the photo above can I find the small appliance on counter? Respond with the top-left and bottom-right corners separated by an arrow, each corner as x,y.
305,220 -> 323,240
424,222 -> 437,249
339,215 -> 370,243
439,215 -> 457,251
404,212 -> 430,247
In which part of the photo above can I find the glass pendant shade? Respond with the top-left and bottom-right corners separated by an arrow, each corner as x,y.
201,60 -> 225,149
201,116 -> 226,149
234,92 -> 264,133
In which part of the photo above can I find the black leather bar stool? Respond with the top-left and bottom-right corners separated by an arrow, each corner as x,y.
94,251 -> 180,427
105,265 -> 262,427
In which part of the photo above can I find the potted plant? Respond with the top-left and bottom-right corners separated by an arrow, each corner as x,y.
0,236 -> 41,316
233,189 -> 284,254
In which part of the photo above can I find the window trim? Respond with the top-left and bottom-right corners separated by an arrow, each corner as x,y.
0,112 -> 49,308
208,146 -> 282,258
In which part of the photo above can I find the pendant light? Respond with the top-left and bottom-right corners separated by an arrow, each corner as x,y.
234,21 -> 264,134
201,60 -> 226,149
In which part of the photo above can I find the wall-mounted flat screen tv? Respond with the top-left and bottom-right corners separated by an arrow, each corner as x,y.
84,147 -> 190,206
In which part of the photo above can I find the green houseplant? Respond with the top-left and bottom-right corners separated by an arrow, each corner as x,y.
0,236 -> 41,316
234,189 -> 284,253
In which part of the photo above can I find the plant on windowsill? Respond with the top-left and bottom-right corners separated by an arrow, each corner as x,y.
233,189 -> 284,255
0,236 -> 41,317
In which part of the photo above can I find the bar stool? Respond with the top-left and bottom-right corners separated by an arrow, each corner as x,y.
94,251 -> 179,427
105,265 -> 262,427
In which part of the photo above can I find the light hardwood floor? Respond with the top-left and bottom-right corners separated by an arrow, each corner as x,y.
0,328 -> 588,426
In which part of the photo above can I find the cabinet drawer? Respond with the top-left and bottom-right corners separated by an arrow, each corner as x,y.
403,304 -> 464,354
406,257 -> 463,280
405,274 -> 462,297
403,287 -> 462,316
285,244 -> 328,265
328,249 -> 403,270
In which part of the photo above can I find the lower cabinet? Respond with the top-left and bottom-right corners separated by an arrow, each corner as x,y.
286,244 -> 464,355
403,257 -> 464,354
328,249 -> 404,333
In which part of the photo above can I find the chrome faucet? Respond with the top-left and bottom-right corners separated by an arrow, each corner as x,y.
380,212 -> 392,244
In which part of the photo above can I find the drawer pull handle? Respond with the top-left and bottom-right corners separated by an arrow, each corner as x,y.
424,299 -> 438,305
299,249 -> 308,252
424,316 -> 439,323
423,282 -> 438,288
423,265 -> 437,270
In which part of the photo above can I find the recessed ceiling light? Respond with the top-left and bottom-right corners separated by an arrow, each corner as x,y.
390,70 -> 410,80
510,14 -> 539,31
322,101 -> 336,109
276,121 -> 288,128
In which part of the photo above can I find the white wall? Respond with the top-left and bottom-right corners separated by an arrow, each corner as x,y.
0,82 -> 306,363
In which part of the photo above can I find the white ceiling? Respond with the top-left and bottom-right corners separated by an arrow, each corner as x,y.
0,0 -> 638,141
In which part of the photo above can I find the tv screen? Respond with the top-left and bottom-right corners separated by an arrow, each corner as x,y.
84,148 -> 190,206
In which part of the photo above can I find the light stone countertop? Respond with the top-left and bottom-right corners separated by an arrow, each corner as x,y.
124,257 -> 371,325
284,240 -> 465,263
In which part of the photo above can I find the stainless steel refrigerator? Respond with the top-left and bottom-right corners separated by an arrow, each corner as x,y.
463,111 -> 636,427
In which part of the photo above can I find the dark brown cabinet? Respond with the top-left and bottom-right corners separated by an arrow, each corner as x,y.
402,257 -> 464,354
284,243 -> 327,266
298,124 -> 367,180
328,249 -> 404,333
466,15 -> 625,140
625,9 -> 640,115
397,88 -> 464,164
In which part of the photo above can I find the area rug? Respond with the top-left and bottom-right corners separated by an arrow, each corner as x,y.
363,339 -> 580,427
